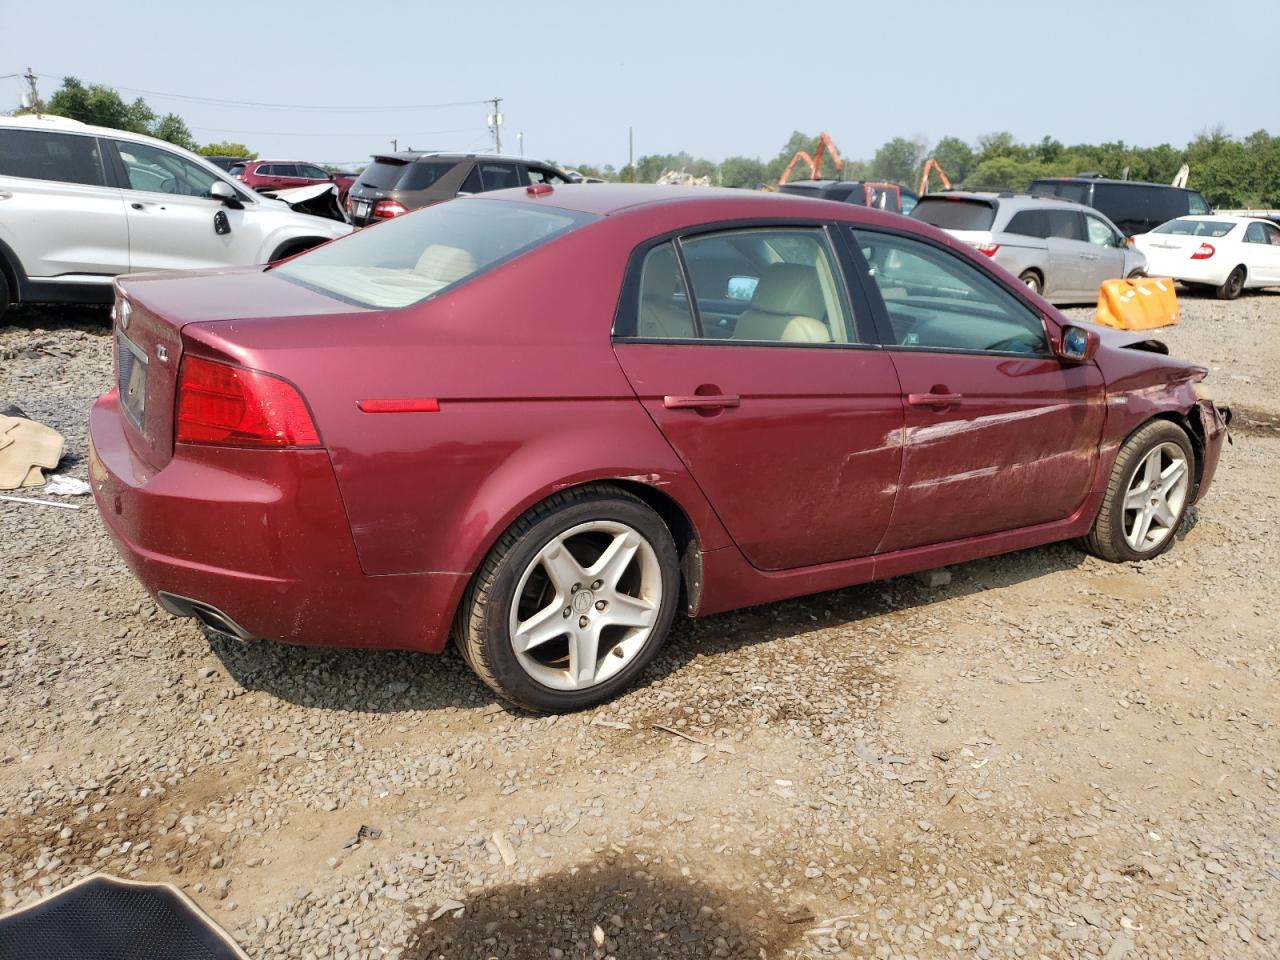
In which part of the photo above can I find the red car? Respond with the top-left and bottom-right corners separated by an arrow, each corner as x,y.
88,185 -> 1229,712
229,159 -> 356,203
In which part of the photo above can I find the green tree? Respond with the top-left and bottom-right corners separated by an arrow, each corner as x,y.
929,136 -> 974,185
870,137 -> 920,185
719,155 -> 766,188
46,77 -> 154,133
198,141 -> 258,160
152,113 -> 197,151
1194,140 -> 1259,207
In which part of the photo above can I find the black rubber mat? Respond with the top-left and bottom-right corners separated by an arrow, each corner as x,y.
0,875 -> 247,960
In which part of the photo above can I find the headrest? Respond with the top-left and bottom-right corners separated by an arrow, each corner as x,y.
641,246 -> 680,299
750,262 -> 825,318
415,244 -> 477,284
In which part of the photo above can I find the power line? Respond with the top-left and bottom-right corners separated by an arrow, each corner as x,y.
189,125 -> 480,139
34,72 -> 488,113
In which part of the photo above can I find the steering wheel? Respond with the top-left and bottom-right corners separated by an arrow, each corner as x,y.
158,176 -> 178,194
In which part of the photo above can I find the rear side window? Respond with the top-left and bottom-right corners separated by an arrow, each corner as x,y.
274,198 -> 596,309
0,128 -> 106,186
911,198 -> 996,231
298,164 -> 329,179
458,166 -> 482,194
1004,210 -> 1049,238
479,163 -> 521,191
397,161 -> 454,191
227,163 -> 245,177
358,159 -> 409,189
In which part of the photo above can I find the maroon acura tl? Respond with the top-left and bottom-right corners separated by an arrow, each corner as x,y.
89,184 -> 1229,712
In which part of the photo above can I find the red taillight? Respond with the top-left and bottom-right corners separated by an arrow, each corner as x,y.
344,194 -> 354,212
176,356 -> 319,448
371,200 -> 408,219
1191,243 -> 1215,260
976,243 -> 1000,257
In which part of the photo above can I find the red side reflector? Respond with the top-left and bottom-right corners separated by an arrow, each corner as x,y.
526,183 -> 554,197
176,356 -> 320,447
1190,243 -> 1215,260
357,398 -> 440,413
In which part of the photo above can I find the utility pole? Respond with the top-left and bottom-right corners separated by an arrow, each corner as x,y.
390,138 -> 398,152
628,126 -> 634,181
487,97 -> 503,154
23,66 -> 42,116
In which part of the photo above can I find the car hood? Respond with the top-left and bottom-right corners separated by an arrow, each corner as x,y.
257,183 -> 350,224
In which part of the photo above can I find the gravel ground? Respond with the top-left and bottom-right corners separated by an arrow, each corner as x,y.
1,290 -> 1277,959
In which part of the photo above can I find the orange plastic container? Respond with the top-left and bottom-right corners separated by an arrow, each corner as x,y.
1094,277 -> 1179,330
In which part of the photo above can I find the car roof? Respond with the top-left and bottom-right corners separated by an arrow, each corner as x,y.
919,191 -> 1091,212
1167,215 -> 1258,225
369,151 -> 553,165
1035,175 -> 1200,192
472,182 -> 919,220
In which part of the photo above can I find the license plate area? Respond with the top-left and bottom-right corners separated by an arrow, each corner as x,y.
117,331 -> 148,430
355,201 -> 370,218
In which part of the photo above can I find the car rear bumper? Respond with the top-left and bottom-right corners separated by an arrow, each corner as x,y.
1139,252 -> 1229,286
88,389 -> 465,653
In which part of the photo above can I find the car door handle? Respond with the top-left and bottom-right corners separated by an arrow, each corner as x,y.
0,190 -> 11,200
1081,254 -> 1100,261
663,394 -> 740,411
907,392 -> 962,408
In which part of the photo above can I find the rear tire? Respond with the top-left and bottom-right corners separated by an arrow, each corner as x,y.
1127,269 -> 1147,280
268,238 -> 325,263
0,269 -> 9,323
1215,266 -> 1245,300
1018,270 -> 1043,296
455,485 -> 680,713
1078,420 -> 1194,563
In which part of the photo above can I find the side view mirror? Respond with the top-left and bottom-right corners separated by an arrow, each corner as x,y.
210,180 -> 243,209
1055,324 -> 1099,363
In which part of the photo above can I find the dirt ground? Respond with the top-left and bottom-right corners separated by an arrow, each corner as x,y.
1,290 -> 1277,959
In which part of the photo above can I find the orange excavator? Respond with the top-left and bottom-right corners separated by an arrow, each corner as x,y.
917,158 -> 952,194
777,132 -> 843,186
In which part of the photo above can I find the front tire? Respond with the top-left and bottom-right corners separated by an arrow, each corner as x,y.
455,485 -> 680,713
1078,420 -> 1194,563
1215,266 -> 1245,300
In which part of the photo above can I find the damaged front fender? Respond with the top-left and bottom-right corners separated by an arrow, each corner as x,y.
259,183 -> 349,224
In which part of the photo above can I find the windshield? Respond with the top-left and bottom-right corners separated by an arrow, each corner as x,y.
274,198 -> 597,309
357,159 -> 409,189
911,198 -> 996,230
1153,219 -> 1236,238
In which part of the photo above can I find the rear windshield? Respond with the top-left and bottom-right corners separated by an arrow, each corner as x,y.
911,197 -> 996,231
227,163 -> 245,177
273,198 -> 597,309
357,159 -> 409,189
1153,219 -> 1236,238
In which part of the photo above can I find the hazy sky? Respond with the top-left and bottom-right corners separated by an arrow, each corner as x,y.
3,0 -> 1276,168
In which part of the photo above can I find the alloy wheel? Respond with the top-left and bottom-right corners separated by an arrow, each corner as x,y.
1122,442 -> 1189,552
508,520 -> 662,691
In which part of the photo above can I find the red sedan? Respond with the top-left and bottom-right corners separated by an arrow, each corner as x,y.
88,185 -> 1229,712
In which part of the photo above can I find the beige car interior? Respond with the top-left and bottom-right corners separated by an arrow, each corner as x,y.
416,244 -> 478,285
732,262 -> 833,344
638,245 -> 696,339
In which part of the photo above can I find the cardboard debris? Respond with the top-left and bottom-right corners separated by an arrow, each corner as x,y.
0,415 -> 65,490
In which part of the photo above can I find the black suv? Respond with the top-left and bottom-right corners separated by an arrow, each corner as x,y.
1029,176 -> 1210,237
777,179 -> 918,214
345,153 -> 572,226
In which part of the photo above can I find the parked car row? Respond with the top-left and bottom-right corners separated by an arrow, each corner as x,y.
0,114 -> 352,320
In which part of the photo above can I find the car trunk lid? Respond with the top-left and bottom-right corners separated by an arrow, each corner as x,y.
112,267 -> 369,471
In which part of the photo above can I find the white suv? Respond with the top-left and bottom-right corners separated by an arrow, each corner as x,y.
0,115 -> 352,319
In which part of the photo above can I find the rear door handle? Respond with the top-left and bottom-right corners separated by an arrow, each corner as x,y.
663,394 -> 740,411
907,392 -> 962,408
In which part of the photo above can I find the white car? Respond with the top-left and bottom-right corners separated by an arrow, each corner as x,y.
1132,215 -> 1280,300
0,115 -> 352,320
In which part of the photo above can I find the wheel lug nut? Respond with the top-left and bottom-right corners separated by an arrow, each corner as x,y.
595,600 -> 607,610
563,608 -> 571,618
590,579 -> 603,590
578,616 -> 589,628
571,583 -> 581,593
